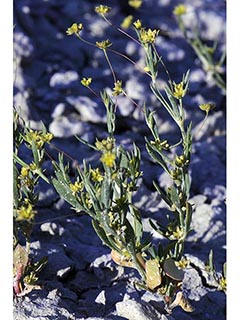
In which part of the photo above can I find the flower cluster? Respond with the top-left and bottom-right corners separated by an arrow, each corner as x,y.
66,23 -> 83,36
81,77 -> 92,87
91,168 -> 104,183
112,80 -> 123,96
139,28 -> 159,44
69,181 -> 83,195
16,199 -> 35,221
95,5 -> 111,15
128,0 -> 142,9
133,19 -> 142,30
121,15 -> 133,29
95,137 -> 115,152
199,102 -> 216,113
100,151 -> 116,168
173,4 -> 187,16
96,39 -> 112,50
24,129 -> 54,149
172,81 -> 186,99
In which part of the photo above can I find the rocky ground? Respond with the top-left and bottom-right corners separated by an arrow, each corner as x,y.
13,0 -> 226,319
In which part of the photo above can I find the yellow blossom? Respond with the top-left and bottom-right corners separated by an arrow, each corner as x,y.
20,166 -> 30,177
81,77 -> 92,87
95,5 -> 111,14
96,39 -> 112,50
42,132 -> 54,143
69,181 -> 83,195
91,168 -> 104,182
25,130 -> 53,149
29,162 -> 37,171
128,0 -> 142,9
175,257 -> 190,269
66,23 -> 83,36
199,103 -> 216,113
112,80 -> 123,96
133,19 -> 142,30
95,137 -> 115,151
121,15 -> 133,29
218,276 -> 227,291
16,200 -> 35,221
143,66 -> 150,72
172,226 -> 184,240
172,81 -> 186,99
100,151 -> 116,168
140,28 -> 159,44
173,4 -> 187,16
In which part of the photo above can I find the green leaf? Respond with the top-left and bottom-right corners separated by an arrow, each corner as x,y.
144,106 -> 159,140
100,175 -> 111,209
31,139 -> 40,167
153,181 -> 172,207
145,140 -> 169,173
185,202 -> 193,233
74,135 -> 98,151
92,220 -> 120,253
52,177 -> 83,211
131,205 -> 143,244
164,86 -> 180,119
149,219 -> 167,237
13,162 -> 20,209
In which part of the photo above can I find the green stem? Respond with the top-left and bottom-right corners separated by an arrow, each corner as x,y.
103,49 -> 117,83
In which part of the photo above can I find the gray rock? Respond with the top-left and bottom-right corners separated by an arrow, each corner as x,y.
40,222 -> 65,236
49,70 -> 79,88
49,114 -> 90,138
67,96 -> 106,124
116,298 -> 166,320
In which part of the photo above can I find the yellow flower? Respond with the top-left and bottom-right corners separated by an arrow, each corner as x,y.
66,23 -> 83,36
128,0 -> 142,9
175,154 -> 186,167
133,19 -> 142,30
112,80 -> 123,96
81,77 -> 92,87
25,129 -> 53,148
95,137 -> 115,151
218,276 -> 227,291
100,151 -> 116,168
96,39 -> 112,50
121,15 -> 133,29
91,168 -> 104,183
16,200 -> 34,221
173,4 -> 187,16
172,226 -> 184,240
172,81 -> 186,99
29,162 -> 37,171
95,5 -> 111,14
175,257 -> 190,269
140,28 -> 159,44
20,166 -> 29,177
69,181 -> 83,195
199,103 -> 216,113
42,132 -> 54,143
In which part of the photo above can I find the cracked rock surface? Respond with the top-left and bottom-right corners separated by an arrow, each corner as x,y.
13,0 -> 226,319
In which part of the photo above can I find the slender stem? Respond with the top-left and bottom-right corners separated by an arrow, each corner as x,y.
123,91 -> 143,112
102,15 -> 141,46
87,86 -> 101,99
194,112 -> 208,139
103,49 -> 117,83
153,43 -> 172,85
75,34 -> 96,48
108,48 -> 152,78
